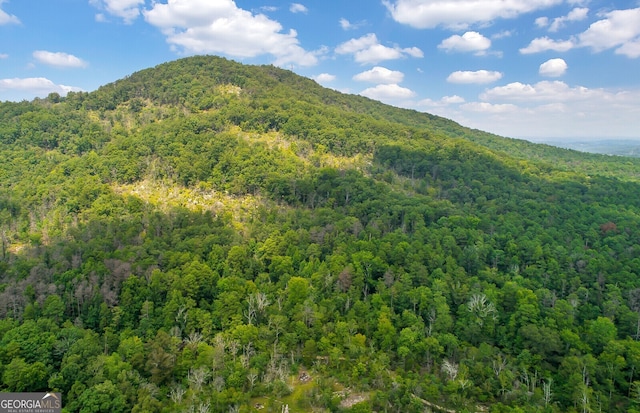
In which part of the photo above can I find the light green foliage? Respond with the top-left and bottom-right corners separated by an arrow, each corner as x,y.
0,56 -> 640,412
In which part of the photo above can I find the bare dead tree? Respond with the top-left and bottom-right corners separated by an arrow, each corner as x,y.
169,326 -> 182,338
188,367 -> 210,392
141,382 -> 159,398
212,376 -> 225,392
228,339 -> 239,363
169,385 -> 186,404
175,305 -> 188,332
441,359 -> 458,382
184,331 -> 203,350
197,402 -> 210,413
247,371 -> 258,390
543,378 -> 553,408
467,293 -> 498,327
492,355 -> 506,379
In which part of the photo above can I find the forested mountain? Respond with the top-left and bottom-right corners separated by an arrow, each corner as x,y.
2,55 -> 640,413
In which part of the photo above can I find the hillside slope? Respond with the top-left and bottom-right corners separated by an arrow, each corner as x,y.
1,56 -> 640,412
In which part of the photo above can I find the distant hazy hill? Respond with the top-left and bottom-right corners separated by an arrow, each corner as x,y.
1,56 -> 640,412
531,138 -> 640,158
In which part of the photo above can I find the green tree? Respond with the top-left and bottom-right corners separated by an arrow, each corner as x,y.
2,358 -> 50,391
77,380 -> 128,413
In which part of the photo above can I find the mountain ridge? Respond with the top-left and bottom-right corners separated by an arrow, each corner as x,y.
60,55 -> 640,182
1,55 -> 640,412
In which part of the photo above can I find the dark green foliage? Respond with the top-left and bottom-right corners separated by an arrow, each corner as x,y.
1,55 -> 640,412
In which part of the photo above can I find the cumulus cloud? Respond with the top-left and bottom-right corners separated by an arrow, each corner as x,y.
461,102 -> 519,113
520,36 -> 575,54
578,8 -> 640,57
438,32 -> 491,55
445,81 -> 640,138
404,47 -> 424,57
539,58 -> 567,77
353,66 -> 404,84
33,51 -> 88,68
419,95 -> 465,107
356,44 -> 404,63
335,33 -> 423,64
525,8 -> 640,57
447,70 -> 502,84
480,80 -> 607,102
289,3 -> 308,14
535,16 -> 549,28
0,0 -> 19,25
339,18 -> 365,30
89,0 -> 144,24
0,77 -> 83,96
336,33 -> 377,54
442,95 -> 465,104
339,18 -> 352,30
616,39 -> 640,58
314,73 -> 336,83
383,0 -> 563,29
548,7 -> 589,32
143,0 -> 320,67
360,84 -> 416,101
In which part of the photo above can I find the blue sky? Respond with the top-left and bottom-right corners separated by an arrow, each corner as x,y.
1,0 -> 640,140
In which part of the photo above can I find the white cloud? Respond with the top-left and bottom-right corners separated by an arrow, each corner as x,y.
143,0 -> 319,67
360,84 -> 416,101
539,58 -> 567,77
461,102 -> 519,113
336,33 -> 377,54
383,0 -> 563,29
339,18 -> 365,30
438,32 -> 491,55
335,33 -> 423,64
442,95 -> 465,104
520,36 -> 575,54
0,77 -> 83,96
578,8 -> 640,57
616,39 -> 640,58
0,0 -> 19,25
447,70 -> 502,84
419,95 -> 466,107
314,73 -> 335,83
548,7 -> 588,32
535,16 -> 549,28
33,51 -> 88,68
353,66 -> 404,84
443,82 -> 640,138
404,47 -> 424,58
492,30 -> 514,39
481,80 -> 607,102
289,3 -> 308,14
531,8 -> 640,58
90,0 -> 144,24
339,18 -> 352,30
0,53 -> 8,59
524,9 -> 640,58
355,44 -> 403,64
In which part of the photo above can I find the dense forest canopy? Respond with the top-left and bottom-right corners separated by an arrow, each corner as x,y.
1,55 -> 640,412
